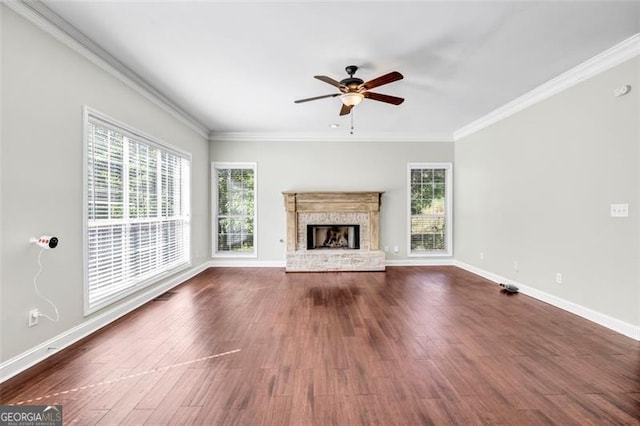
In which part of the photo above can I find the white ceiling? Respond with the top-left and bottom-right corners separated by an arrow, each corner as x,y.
42,1 -> 639,140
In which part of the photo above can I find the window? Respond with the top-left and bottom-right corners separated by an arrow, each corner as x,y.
408,163 -> 452,256
212,163 -> 257,257
84,108 -> 190,314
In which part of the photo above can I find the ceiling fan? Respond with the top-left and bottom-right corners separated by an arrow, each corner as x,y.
294,65 -> 404,116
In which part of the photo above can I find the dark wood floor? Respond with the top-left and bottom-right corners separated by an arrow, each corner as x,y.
2,266 -> 639,425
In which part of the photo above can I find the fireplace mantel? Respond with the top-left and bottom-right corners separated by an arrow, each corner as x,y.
282,191 -> 385,272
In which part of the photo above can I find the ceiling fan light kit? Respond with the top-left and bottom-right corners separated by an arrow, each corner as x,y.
340,92 -> 364,106
295,65 -> 404,116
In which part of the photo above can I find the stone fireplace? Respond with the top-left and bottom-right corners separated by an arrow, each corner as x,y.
282,191 -> 385,272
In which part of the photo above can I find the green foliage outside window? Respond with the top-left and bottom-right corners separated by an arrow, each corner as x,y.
216,167 -> 255,253
410,168 -> 447,252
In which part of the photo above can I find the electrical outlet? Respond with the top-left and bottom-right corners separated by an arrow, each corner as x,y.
393,246 -> 399,253
610,203 -> 629,217
513,261 -> 518,272
28,309 -> 39,327
384,246 -> 389,253
555,273 -> 562,284
480,252 -> 484,260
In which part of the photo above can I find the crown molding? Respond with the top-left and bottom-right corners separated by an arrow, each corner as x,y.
6,0 -> 636,144
209,131 -> 454,143
3,0 -> 209,139
454,33 -> 640,141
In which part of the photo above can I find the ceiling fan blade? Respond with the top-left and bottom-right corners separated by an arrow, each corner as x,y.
294,93 -> 340,103
364,92 -> 404,105
361,71 -> 403,90
339,104 -> 353,116
314,75 -> 345,90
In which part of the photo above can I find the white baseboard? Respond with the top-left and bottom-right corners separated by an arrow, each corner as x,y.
208,259 -> 285,268
207,259 -> 454,268
385,258 -> 454,267
453,260 -> 640,341
5,259 -> 636,383
0,262 -> 211,384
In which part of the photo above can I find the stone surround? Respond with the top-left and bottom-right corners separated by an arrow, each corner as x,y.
283,191 -> 385,272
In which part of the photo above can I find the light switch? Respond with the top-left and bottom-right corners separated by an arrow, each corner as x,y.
610,203 -> 629,217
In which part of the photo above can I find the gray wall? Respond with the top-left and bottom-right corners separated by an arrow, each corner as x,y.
1,7 -> 210,362
454,57 -> 639,327
210,139 -> 454,262
2,0 -> 637,371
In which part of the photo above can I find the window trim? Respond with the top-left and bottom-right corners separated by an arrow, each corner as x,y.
407,162 -> 453,257
83,106 -> 192,315
211,162 -> 258,258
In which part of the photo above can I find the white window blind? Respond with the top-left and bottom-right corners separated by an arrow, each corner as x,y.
408,163 -> 452,256
212,163 -> 256,257
85,109 -> 190,313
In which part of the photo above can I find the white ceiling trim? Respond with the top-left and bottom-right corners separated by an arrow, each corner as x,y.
209,131 -> 454,143
454,33 -> 640,141
5,1 -> 637,144
4,0 -> 209,139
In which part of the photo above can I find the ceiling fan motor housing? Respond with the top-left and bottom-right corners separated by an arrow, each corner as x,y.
340,77 -> 364,90
341,65 -> 363,90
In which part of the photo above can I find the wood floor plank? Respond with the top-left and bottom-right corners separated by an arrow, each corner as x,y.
2,266 -> 639,424
118,408 -> 154,425
65,408 -> 108,425
260,395 -> 292,426
166,406 -> 201,426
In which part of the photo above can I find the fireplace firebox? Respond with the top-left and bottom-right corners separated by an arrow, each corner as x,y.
307,225 -> 360,250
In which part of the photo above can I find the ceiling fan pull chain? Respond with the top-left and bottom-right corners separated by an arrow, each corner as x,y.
350,110 -> 355,135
